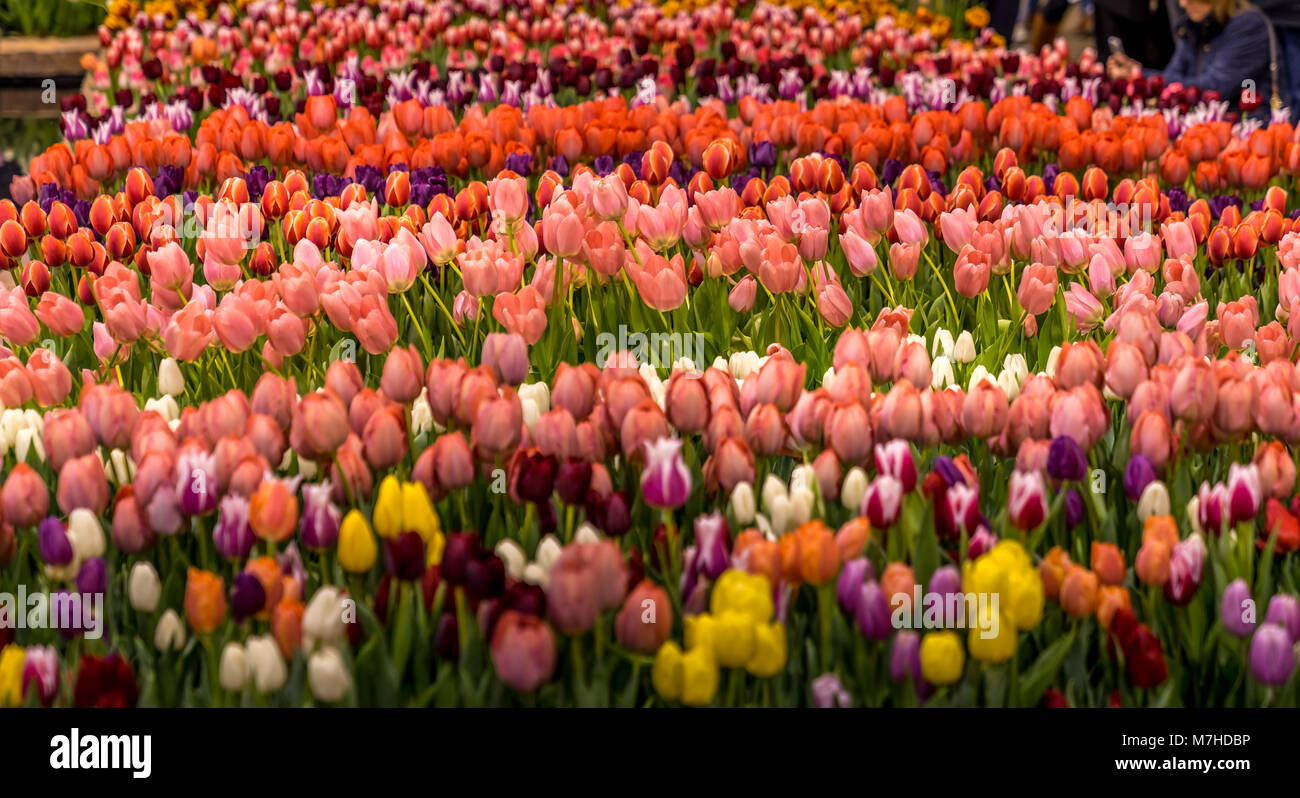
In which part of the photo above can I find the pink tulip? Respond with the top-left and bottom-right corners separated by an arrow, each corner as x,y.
492,286 -> 548,344
1018,262 -> 1058,316
840,229 -> 878,276
34,291 -> 86,337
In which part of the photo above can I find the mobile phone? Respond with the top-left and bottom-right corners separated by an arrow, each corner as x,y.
1108,36 -> 1125,56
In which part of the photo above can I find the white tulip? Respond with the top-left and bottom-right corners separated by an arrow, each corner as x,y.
535,535 -> 564,571
67,509 -> 105,561
1003,353 -> 1028,385
108,449 -> 132,484
671,357 -> 696,373
789,485 -> 815,526
730,482 -> 756,524
144,395 -> 180,422
931,328 -> 955,359
952,331 -> 976,363
930,356 -> 955,390
308,647 -> 353,703
821,366 -> 836,390
410,390 -> 433,437
768,494 -> 793,535
967,364 -> 991,392
728,351 -> 760,380
154,609 -> 186,652
128,562 -> 161,612
790,464 -> 816,493
1137,481 -> 1171,522
841,467 -> 868,511
158,357 -> 184,397
573,523 -> 602,544
520,395 -> 541,433
246,635 -> 288,693
761,473 -> 788,511
522,563 -> 549,587
518,381 -> 551,415
1045,345 -> 1062,379
302,586 -> 346,652
996,369 -> 1020,401
906,333 -> 926,348
495,540 -> 526,580
1185,497 -> 1203,536
711,356 -> 730,373
14,426 -> 42,465
219,642 -> 249,691
298,456 -> 319,480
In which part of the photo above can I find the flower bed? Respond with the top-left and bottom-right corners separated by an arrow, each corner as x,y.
0,1 -> 1298,708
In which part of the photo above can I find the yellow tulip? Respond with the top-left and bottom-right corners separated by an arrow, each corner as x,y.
338,509 -> 378,573
680,646 -> 719,706
746,622 -> 787,677
372,475 -> 404,539
0,646 -> 24,707
967,607 -> 1017,664
425,529 -> 447,567
919,631 -> 965,685
1004,567 -> 1044,631
401,481 -> 441,543
712,610 -> 756,668
710,570 -> 773,624
652,641 -> 684,702
684,613 -> 718,652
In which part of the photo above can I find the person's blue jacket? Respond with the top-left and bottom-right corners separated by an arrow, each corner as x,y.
1153,9 -> 1277,118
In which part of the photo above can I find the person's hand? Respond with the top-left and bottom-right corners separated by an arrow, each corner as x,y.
1106,53 -> 1140,80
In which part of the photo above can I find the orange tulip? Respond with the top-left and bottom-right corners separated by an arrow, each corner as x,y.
1059,566 -> 1099,618
184,567 -> 227,634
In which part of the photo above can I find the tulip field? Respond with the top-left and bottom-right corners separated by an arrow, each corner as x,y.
1,0 -> 1300,710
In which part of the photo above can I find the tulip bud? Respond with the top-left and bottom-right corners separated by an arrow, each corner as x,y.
129,562 -> 161,612
246,634 -> 287,692
952,331 -> 976,363
219,642 -> 249,691
307,647 -> 353,702
158,357 -> 184,397
154,609 -> 186,651
841,467 -> 868,511
1137,481 -> 1171,521
728,480 -> 759,525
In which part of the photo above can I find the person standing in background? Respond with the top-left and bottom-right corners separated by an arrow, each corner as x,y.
1092,0 -> 1176,66
1255,0 -> 1300,122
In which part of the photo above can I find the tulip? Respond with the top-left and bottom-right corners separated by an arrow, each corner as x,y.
491,610 -> 557,693
641,437 -> 691,509
183,567 -> 226,634
919,631 -> 964,685
1007,470 -> 1047,530
128,562 -> 161,613
1220,579 -> 1256,637
1249,624 -> 1296,686
338,510 -> 377,573
245,635 -> 287,693
307,648 -> 353,703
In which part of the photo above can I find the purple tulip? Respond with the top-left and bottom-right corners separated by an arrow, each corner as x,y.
927,565 -> 963,627
1064,488 -> 1085,530
1249,623 -> 1296,686
230,572 -> 266,622
855,581 -> 892,641
38,517 -> 74,565
1220,579 -> 1256,638
640,437 -> 691,509
837,557 -> 873,614
1124,456 -> 1156,502
76,557 -> 107,596
1163,536 -> 1205,606
213,495 -> 254,560
1264,594 -> 1300,643
1047,435 -> 1088,482
811,673 -> 852,708
299,481 -> 341,550
691,512 -> 730,580
175,449 -> 219,516
890,630 -> 922,683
